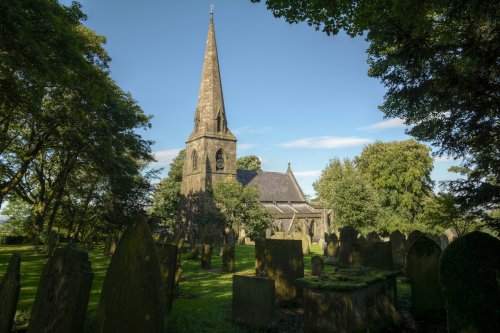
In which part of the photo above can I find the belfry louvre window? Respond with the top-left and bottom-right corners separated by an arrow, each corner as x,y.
215,149 -> 224,171
192,150 -> 198,171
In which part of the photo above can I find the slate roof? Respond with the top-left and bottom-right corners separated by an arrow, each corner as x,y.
236,170 -> 305,202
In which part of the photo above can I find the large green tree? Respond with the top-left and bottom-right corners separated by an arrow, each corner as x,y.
314,158 -> 379,231
237,155 -> 262,171
252,0 -> 500,232
355,140 -> 434,223
213,177 -> 272,240
149,150 -> 185,230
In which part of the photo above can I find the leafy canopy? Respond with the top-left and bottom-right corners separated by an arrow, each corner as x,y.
236,155 -> 262,171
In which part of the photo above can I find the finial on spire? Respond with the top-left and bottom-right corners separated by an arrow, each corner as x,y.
210,3 -> 214,15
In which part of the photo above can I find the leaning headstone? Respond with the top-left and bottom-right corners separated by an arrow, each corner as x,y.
201,244 -> 212,270
27,246 -> 93,333
156,242 -> 178,313
406,236 -> 444,320
233,275 -> 275,329
0,253 -> 21,333
367,231 -> 381,243
94,217 -> 163,333
311,256 -> 324,276
338,226 -> 359,268
222,244 -> 235,272
45,230 -> 58,257
261,239 -> 304,302
390,230 -> 406,269
439,231 -> 500,333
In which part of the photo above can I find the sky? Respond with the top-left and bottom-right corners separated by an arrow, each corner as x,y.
62,0 -> 460,197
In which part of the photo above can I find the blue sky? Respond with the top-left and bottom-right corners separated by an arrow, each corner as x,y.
65,0 -> 459,197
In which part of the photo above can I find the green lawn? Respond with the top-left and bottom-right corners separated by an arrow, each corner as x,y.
0,243 -> 324,332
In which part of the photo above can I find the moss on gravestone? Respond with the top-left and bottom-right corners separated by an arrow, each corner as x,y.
439,231 -> 500,333
94,217 -> 163,333
0,253 -> 21,333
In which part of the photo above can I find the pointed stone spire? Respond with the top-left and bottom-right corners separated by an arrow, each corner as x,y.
190,13 -> 234,139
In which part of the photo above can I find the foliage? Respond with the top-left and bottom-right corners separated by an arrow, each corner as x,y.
236,155 -> 261,171
149,150 -> 185,230
251,0 -> 500,232
0,198 -> 32,237
212,177 -> 272,240
355,140 -> 433,223
314,158 -> 379,231
439,231 -> 500,333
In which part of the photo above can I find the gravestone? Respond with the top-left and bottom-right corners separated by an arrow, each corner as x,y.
255,238 -> 266,277
270,232 -> 284,239
311,256 -> 324,276
405,230 -> 424,252
174,239 -> 184,296
156,242 -> 178,313
45,230 -> 58,257
390,230 -> 406,269
187,246 -> 200,260
94,217 -> 163,333
201,244 -> 212,269
324,233 -> 339,259
360,242 -> 393,270
439,231 -> 500,333
222,244 -> 235,272
233,275 -> 275,329
27,246 -> 93,333
367,231 -> 381,243
406,236 -> 444,319
260,239 -> 304,301
338,226 -> 359,268
441,228 -> 457,249
0,253 -> 21,333
292,231 -> 310,255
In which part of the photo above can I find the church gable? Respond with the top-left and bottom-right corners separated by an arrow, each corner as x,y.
236,170 -> 305,203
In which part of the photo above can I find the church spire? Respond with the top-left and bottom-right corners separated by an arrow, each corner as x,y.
191,12 -> 234,139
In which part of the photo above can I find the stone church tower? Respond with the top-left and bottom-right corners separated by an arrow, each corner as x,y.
179,13 -> 237,236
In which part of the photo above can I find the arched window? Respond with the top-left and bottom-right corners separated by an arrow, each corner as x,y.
192,150 -> 198,171
216,111 -> 222,132
215,149 -> 224,171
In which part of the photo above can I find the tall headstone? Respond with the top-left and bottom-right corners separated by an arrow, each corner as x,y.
27,246 -> 93,333
292,231 -> 310,255
201,244 -> 212,270
222,244 -> 235,272
324,233 -> 339,260
233,275 -> 275,329
0,253 -> 21,333
406,236 -> 444,319
338,226 -> 359,268
311,256 -> 324,276
156,242 -> 178,313
260,239 -> 304,302
94,217 -> 164,333
390,230 -> 406,269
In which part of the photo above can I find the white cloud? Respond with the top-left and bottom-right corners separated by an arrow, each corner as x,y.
281,136 -> 371,149
294,170 -> 322,178
238,143 -> 255,151
233,126 -> 272,135
358,118 -> 406,131
152,148 -> 181,167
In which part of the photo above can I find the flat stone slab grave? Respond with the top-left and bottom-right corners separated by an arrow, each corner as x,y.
296,268 -> 400,333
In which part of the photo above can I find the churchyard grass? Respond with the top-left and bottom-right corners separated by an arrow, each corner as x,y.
0,242 -> 333,332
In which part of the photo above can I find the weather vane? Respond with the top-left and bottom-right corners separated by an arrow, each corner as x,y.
210,3 -> 214,15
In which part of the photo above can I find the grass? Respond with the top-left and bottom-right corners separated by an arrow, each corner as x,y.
0,242 -> 325,332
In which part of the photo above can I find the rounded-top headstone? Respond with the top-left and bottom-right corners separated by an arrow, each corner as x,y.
390,230 -> 406,269
94,217 -> 163,333
439,231 -> 500,333
367,231 -> 381,243
405,230 -> 424,252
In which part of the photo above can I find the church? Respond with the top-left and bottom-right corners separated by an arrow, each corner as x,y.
179,13 -> 329,244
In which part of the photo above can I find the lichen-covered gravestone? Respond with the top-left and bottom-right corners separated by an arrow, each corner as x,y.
406,236 -> 444,320
233,275 -> 275,329
261,239 -> 304,301
222,244 -> 235,272
0,253 -> 21,333
27,246 -> 93,333
311,256 -> 324,276
292,231 -> 310,255
338,226 -> 359,268
439,231 -> 500,333
156,242 -> 178,313
390,230 -> 405,269
324,233 -> 339,262
94,218 -> 164,333
201,244 -> 212,269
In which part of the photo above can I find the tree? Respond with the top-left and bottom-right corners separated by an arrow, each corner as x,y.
149,150 -> 185,230
355,140 -> 434,224
237,155 -> 262,171
212,177 -> 272,240
251,0 -> 500,232
314,158 -> 379,231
